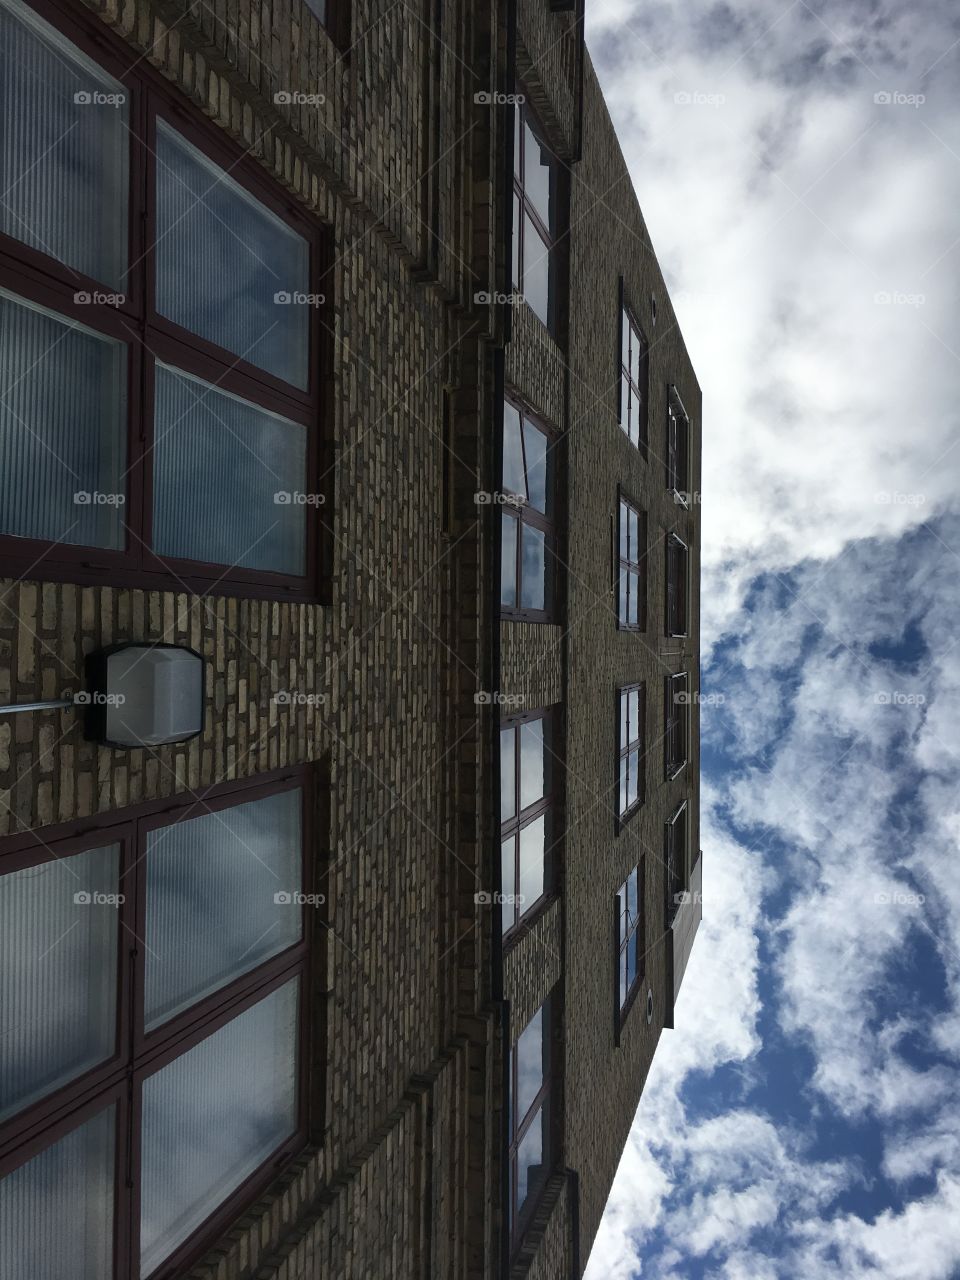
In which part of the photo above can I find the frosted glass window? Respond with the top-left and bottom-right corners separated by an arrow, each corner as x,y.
520,525 -> 547,610
519,719 -> 545,810
152,363 -> 307,574
523,421 -> 547,513
0,0 -> 128,286
500,728 -> 516,821
0,844 -> 119,1121
140,978 -> 299,1274
0,1107 -> 115,1280
518,816 -> 545,912
500,513 -> 518,607
0,290 -> 126,549
144,789 -> 303,1029
155,120 -> 310,389
522,214 -> 550,327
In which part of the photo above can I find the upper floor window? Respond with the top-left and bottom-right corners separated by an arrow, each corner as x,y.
616,864 -> 644,1018
618,300 -> 648,451
665,671 -> 688,778
665,800 -> 689,923
508,998 -> 552,1237
500,710 -> 554,937
665,533 -> 689,638
512,102 -> 561,333
617,496 -> 645,630
617,684 -> 645,823
0,769 -> 313,1279
667,385 -> 690,503
500,397 -> 555,621
0,0 -> 325,598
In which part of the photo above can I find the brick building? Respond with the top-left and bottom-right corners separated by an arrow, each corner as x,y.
0,0 -> 700,1273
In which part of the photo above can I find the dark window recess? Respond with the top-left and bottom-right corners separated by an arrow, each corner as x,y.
618,303 -> 648,452
667,386 -> 690,502
665,533 -> 689,638
616,496 -> 646,630
500,710 -> 554,938
615,863 -> 644,1018
508,998 -> 552,1240
665,800 -> 688,923
500,397 -> 556,622
617,684 -> 645,822
512,101 -> 561,333
665,671 -> 688,779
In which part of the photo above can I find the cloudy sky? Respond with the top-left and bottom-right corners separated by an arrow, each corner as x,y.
583,2 -> 960,1277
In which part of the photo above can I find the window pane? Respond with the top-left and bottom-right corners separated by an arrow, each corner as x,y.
621,310 -> 630,372
516,1105 -> 544,1213
630,329 -> 642,383
155,121 -> 311,389
629,689 -> 640,743
0,290 -> 126,549
627,747 -> 640,808
140,978 -> 299,1275
502,400 -> 525,498
618,570 -> 627,626
620,690 -> 629,751
515,1007 -> 543,1122
629,509 -> 640,558
518,815 -> 545,916
631,388 -> 643,446
500,727 -> 516,821
618,754 -> 628,816
0,1106 -> 115,1280
619,947 -> 628,1007
0,845 -> 119,1122
522,214 -> 550,328
152,362 -> 307,574
514,106 -> 522,180
626,867 -> 638,926
500,512 -> 518,607
144,789 -> 303,1030
620,373 -> 631,433
303,0 -> 326,20
520,524 -> 547,611
619,501 -> 629,559
523,421 -> 547,513
0,0 -> 128,286
512,193 -> 522,288
501,837 -> 516,935
628,571 -> 639,626
626,930 -> 638,990
523,122 -> 552,229
519,719 -> 545,810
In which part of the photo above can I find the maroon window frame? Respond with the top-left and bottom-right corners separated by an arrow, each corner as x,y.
499,396 -> 557,623
512,99 -> 561,335
507,996 -> 553,1244
616,493 -> 646,631
499,707 -> 554,941
0,766 -> 315,1280
618,302 -> 648,453
615,862 -> 644,1029
616,683 -> 645,826
665,670 -> 688,779
0,0 -> 328,601
665,532 -> 689,638
667,384 -> 690,504
665,799 -> 688,925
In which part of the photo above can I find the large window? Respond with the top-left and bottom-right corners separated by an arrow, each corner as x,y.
616,495 -> 646,630
508,999 -> 552,1236
500,710 -> 553,937
617,684 -> 645,823
618,301 -> 648,451
665,671 -> 688,779
0,770 -> 313,1279
0,0 -> 325,597
666,385 -> 690,502
512,102 -> 561,332
500,397 -> 555,621
615,864 -> 644,1020
665,800 -> 688,923
665,533 -> 689,638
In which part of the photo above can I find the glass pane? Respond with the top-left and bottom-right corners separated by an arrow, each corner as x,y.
516,1105 -> 544,1212
518,815 -> 545,915
500,512 -> 518,607
519,719 -> 545,810
631,389 -> 643,445
0,1106 -> 115,1280
523,420 -> 547,513
631,328 -> 642,383
619,501 -> 629,559
617,570 -> 627,626
619,691 -> 629,751
144,789 -> 303,1030
0,845 -> 119,1122
0,290 -> 126,548
626,931 -> 638,990
0,0 -> 128,286
522,214 -> 550,328
619,947 -> 628,1007
520,524 -> 547,611
303,0 -> 326,20
515,1007 -> 543,1122
629,509 -> 640,559
140,978 -> 299,1275
629,689 -> 640,743
618,755 -> 628,816
501,837 -> 516,934
523,122 -> 552,229
628,571 -> 639,626
513,106 -> 522,179
502,400 -> 525,497
621,309 -> 630,371
628,747 -> 640,808
500,727 -> 516,821
511,193 -> 522,288
152,362 -> 307,574
626,867 -> 638,927
155,120 -> 311,389
620,372 -> 631,433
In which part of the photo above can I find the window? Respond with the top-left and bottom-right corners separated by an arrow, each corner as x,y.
616,496 -> 645,630
615,864 -> 644,1018
512,102 -> 561,332
500,711 -> 553,936
665,801 -> 688,923
0,0 -> 325,597
618,300 -> 648,451
0,770 -> 313,1279
508,999 -> 552,1236
617,685 -> 644,823
666,385 -> 690,502
665,533 -> 689,637
665,671 -> 688,778
500,397 -> 555,620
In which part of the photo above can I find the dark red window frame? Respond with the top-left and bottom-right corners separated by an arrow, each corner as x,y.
507,995 -> 553,1245
614,861 -> 645,1031
666,384 -> 690,504
665,532 -> 689,638
665,799 -> 688,925
665,670 -> 688,779
618,300 -> 649,453
500,395 -> 557,623
0,765 -> 317,1280
616,682 -> 645,827
512,98 -> 562,335
499,706 -> 555,941
616,491 -> 646,632
0,0 -> 329,601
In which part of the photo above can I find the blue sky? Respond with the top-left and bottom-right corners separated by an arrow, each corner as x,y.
583,2 -> 960,1277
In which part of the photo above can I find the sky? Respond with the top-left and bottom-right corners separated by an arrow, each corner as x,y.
582,2 -> 960,1277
